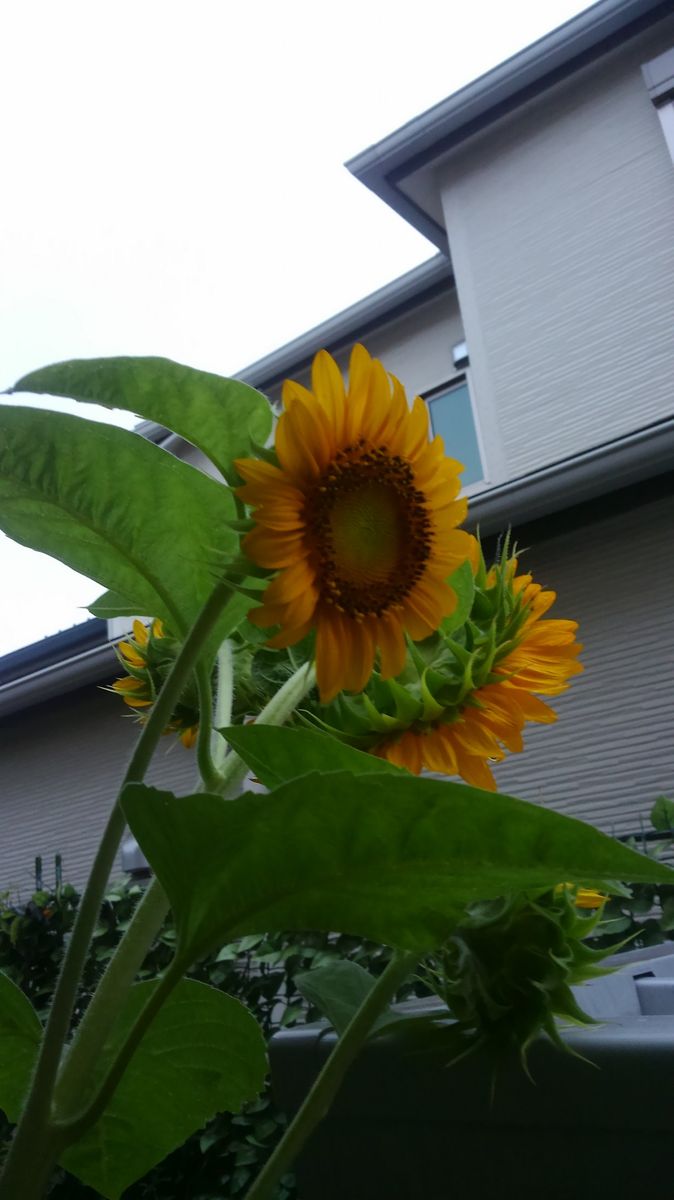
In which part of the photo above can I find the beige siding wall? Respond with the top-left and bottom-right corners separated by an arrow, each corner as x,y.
438,15 -> 674,486
0,686 -> 198,896
492,494 -> 674,836
262,290 -> 465,408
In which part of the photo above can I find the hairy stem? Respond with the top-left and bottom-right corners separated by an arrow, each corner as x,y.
212,639 -> 234,769
195,659 -> 224,790
216,661 -> 316,799
56,960 -> 185,1142
0,579 -> 234,1200
49,660 -> 315,1128
244,950 -> 418,1200
53,877 -> 170,1119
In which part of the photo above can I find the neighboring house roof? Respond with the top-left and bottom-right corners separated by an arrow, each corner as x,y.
347,0 -> 672,252
0,621 -> 114,719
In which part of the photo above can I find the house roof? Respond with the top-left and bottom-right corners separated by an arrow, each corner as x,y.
347,0 -> 672,252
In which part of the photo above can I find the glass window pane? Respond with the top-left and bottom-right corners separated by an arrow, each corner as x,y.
427,382 -> 483,486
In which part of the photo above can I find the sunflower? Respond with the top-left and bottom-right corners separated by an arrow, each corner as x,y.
108,618 -> 199,748
235,345 -> 474,702
555,883 -> 607,910
376,562 -> 583,789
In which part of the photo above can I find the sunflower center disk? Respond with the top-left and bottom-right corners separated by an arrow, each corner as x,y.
307,445 -> 432,618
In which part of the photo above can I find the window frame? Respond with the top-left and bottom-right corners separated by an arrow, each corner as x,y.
423,370 -> 488,496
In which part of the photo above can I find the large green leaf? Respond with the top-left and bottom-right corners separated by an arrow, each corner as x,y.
0,971 -> 42,1121
0,406 -> 239,639
222,724 -> 404,790
60,979 -> 266,1200
10,357 -> 272,484
122,776 -> 674,961
295,960 -> 402,1037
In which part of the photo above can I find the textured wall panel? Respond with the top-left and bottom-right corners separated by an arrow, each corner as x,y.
492,495 -> 674,837
264,291 -> 465,406
440,16 -> 674,484
0,686 -> 198,896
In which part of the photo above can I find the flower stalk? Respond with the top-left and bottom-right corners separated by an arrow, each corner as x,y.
50,659 -> 317,1126
0,577 -> 236,1200
244,950 -> 419,1200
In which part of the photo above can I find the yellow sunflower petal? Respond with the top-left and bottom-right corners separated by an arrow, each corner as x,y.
311,349 -> 346,444
243,526 -> 309,569
453,748 -> 497,791
375,610 -> 407,679
132,619 -> 148,645
118,641 -> 145,667
422,728 -> 459,775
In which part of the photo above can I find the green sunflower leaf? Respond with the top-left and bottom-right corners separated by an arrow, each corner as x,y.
122,775 -> 674,963
222,724 -> 404,789
651,795 -> 674,832
294,959 -> 407,1037
0,406 -> 239,646
60,979 -> 266,1200
0,971 -> 42,1122
9,357 -> 272,484
87,590 -> 141,619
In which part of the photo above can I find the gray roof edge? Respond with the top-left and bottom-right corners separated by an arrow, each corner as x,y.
234,254 -> 453,392
348,0 -> 669,186
0,643 -> 118,720
468,415 -> 674,535
132,255 -> 453,445
3,418 -> 671,714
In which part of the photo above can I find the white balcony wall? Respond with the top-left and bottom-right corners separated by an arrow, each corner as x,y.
437,14 -> 674,486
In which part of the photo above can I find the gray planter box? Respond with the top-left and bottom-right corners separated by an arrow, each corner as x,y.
270,947 -> 674,1199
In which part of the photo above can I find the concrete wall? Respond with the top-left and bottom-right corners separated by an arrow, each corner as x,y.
438,14 -> 674,488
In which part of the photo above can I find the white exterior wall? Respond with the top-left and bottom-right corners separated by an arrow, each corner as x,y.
438,15 -> 674,487
492,494 -> 674,836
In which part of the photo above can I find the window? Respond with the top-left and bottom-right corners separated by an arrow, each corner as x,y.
425,377 -> 484,487
642,48 -> 674,167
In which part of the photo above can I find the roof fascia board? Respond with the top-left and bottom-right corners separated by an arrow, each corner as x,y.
236,254 -> 454,393
348,0 -> 672,237
0,643 -> 118,720
467,416 -> 674,535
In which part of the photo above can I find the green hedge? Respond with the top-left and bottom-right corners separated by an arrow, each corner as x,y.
0,873 -> 425,1199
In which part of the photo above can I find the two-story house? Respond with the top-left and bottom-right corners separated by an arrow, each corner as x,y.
1,0 -> 673,893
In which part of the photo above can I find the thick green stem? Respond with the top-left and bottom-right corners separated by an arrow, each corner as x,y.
195,659 -> 225,790
53,878 -> 170,1119
56,960 -> 185,1142
212,639 -> 234,769
244,950 -> 418,1200
0,579 -> 235,1200
50,662 -> 315,1129
216,661 -> 316,799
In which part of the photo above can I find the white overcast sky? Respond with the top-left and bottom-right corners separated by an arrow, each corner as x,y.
0,0 -> 591,658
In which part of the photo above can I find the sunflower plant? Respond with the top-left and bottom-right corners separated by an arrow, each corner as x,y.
0,348 -> 671,1200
